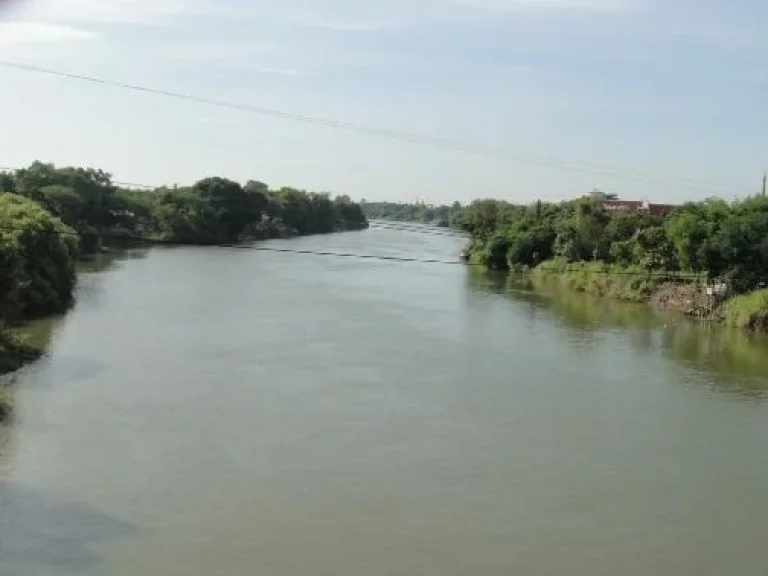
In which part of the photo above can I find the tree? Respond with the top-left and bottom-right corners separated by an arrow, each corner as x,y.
38,185 -> 86,226
0,172 -> 16,194
633,227 -> 676,271
273,187 -> 310,235
609,240 -> 636,267
153,188 -> 225,244
506,225 -> 556,267
193,177 -> 254,241
14,162 -> 116,231
0,194 -> 78,322
334,195 -> 368,231
463,200 -> 502,239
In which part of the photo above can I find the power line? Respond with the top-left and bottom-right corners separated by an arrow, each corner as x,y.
240,245 -> 474,265
368,222 -> 468,237
217,245 -> 709,279
0,217 -> 469,246
0,222 -> 726,277
0,223 -> 476,265
0,59 -> 743,195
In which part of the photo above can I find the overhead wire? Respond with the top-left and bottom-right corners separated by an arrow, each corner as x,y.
0,59 -> 746,195
0,223 -> 475,265
0,224 -> 711,277
368,223 -> 469,238
239,245 -> 475,265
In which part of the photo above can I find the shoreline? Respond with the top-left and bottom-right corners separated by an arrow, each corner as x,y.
505,260 -> 768,334
0,340 -> 42,423
0,226 -> 371,379
0,335 -> 43,378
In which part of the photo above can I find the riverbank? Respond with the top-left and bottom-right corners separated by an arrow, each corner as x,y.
0,331 -> 43,422
6,222 -> 768,575
530,259 -> 659,303
530,259 -> 705,307
520,259 -> 768,333
0,386 -> 11,423
721,289 -> 768,331
0,330 -> 43,377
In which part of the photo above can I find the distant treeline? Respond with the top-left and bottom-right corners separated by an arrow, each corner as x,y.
461,194 -> 768,293
0,161 -> 368,325
362,201 -> 465,228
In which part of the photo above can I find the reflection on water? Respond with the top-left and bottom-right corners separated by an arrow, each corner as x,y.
1,248 -> 152,470
0,250 -> 146,575
77,247 -> 151,275
467,268 -> 768,399
660,323 -> 768,397
9,249 -> 151,355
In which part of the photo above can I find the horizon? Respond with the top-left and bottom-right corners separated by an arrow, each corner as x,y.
2,157 -> 757,208
1,0 -> 765,205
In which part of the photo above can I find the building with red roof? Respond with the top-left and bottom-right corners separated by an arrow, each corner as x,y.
587,190 -> 677,217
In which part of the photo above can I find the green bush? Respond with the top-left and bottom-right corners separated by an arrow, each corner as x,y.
0,194 -> 78,321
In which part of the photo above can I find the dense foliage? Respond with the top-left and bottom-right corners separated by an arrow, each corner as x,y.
0,162 -> 368,373
461,194 -> 768,293
0,162 -> 368,249
0,162 -> 367,332
362,201 -> 465,228
0,193 -> 78,322
145,183 -> 368,244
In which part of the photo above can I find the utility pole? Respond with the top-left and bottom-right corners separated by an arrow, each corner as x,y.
763,172 -> 766,196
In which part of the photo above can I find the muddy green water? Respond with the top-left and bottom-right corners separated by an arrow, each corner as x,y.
1,228 -> 767,575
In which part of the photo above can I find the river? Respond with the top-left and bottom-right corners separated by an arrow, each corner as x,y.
1,226 -> 767,575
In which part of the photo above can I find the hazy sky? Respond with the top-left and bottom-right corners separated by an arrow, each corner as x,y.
0,0 -> 765,203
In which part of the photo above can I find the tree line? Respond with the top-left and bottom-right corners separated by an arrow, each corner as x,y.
460,193 -> 768,293
362,201 -> 465,228
0,161 -> 368,326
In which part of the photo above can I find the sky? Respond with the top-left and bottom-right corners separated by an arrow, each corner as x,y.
0,0 -> 765,204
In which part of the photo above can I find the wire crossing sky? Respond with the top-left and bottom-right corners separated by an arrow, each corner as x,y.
0,0 -> 765,204
0,60 -> 746,196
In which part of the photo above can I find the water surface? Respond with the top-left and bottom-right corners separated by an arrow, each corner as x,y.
2,227 -> 768,575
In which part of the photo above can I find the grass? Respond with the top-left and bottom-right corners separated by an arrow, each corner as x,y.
530,263 -> 768,334
721,289 -> 768,330
531,259 -> 660,303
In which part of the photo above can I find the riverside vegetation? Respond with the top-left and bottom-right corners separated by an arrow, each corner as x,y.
458,193 -> 768,331
362,201 -> 466,228
351,195 -> 768,330
0,161 -> 368,414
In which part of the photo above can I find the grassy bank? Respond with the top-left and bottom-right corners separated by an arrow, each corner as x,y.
721,289 -> 768,331
530,259 -> 660,303
520,259 -> 768,334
